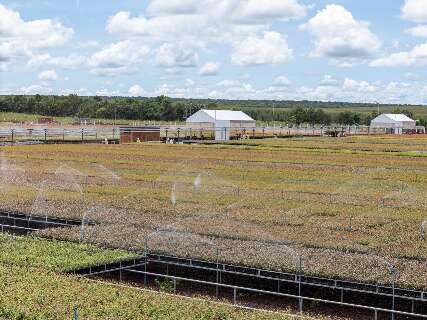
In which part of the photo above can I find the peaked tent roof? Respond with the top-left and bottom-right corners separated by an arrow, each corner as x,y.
188,109 -> 254,122
371,113 -> 415,123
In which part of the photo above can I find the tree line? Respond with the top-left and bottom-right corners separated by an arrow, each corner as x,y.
0,94 -> 425,126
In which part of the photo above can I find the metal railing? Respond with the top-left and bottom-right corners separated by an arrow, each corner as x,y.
74,253 -> 427,319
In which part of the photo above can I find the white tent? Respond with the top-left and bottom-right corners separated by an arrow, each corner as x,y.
370,114 -> 416,134
186,109 -> 255,140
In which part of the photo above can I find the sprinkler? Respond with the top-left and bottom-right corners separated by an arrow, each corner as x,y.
420,219 -> 426,241
170,182 -> 177,208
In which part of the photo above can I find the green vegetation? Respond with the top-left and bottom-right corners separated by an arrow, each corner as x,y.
1,94 -> 426,125
1,136 -> 426,290
0,233 -> 137,271
0,266 -> 304,320
0,235 -> 302,319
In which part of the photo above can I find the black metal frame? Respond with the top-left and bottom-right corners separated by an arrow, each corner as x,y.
74,253 -> 427,319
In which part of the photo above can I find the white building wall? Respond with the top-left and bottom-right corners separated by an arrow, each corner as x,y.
215,120 -> 230,141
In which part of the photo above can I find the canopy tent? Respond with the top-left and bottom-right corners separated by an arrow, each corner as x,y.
186,109 -> 255,140
370,114 -> 416,134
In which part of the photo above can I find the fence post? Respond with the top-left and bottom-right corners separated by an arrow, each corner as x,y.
81,129 -> 84,143
216,248 -> 220,298
233,287 -> 237,305
44,129 -> 47,142
73,305 -> 78,320
11,129 -> 14,143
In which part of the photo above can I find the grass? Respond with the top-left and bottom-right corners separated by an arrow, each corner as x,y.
0,111 -> 185,125
0,136 -> 426,289
0,233 -> 137,272
0,235 -> 309,320
0,112 -> 74,124
0,265 -> 298,320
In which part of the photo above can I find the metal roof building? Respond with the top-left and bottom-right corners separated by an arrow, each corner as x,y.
370,114 -> 416,134
186,109 -> 255,140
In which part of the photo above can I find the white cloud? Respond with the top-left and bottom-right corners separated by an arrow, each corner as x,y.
342,78 -> 378,93
230,0 -> 308,24
153,83 -> 208,98
106,11 -> 209,43
404,72 -> 420,81
27,53 -> 86,69
95,89 -> 122,96
0,4 -> 73,67
273,75 -> 291,86
301,5 -> 380,61
319,74 -> 340,86
216,79 -> 243,87
370,42 -> 427,67
0,4 -> 73,48
155,42 -> 198,68
231,31 -> 293,65
392,40 -> 401,49
88,40 -> 150,76
405,25 -> 427,37
147,0 -> 308,23
146,0 -> 199,16
128,84 -> 145,96
185,78 -> 195,87
17,84 -> 53,95
37,69 -> 58,81
101,75 -> 427,104
106,0 -> 307,44
401,0 -> 427,23
199,61 -> 220,76
77,40 -> 100,48
60,88 -> 92,96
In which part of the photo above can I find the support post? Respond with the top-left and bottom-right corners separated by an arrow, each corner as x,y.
216,248 -> 220,298
73,305 -> 78,320
391,277 -> 395,320
299,256 -> 303,313
144,236 -> 148,286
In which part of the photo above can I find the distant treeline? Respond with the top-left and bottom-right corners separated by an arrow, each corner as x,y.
0,94 -> 425,126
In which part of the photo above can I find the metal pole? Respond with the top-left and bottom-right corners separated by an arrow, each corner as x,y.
299,256 -> 303,313
144,236 -> 148,286
392,274 -> 396,320
73,305 -> 78,320
216,247 -> 220,298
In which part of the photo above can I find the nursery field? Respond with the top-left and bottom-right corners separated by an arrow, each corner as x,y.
0,135 -> 426,292
0,234 -> 301,320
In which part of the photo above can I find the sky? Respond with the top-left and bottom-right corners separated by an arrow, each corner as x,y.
1,0 -> 427,104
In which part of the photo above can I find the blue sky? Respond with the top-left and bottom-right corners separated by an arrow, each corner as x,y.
1,0 -> 427,103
